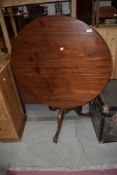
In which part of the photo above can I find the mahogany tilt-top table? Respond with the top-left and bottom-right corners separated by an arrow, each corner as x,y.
11,16 -> 111,143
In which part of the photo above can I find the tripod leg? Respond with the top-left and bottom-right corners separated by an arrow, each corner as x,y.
53,108 -> 65,143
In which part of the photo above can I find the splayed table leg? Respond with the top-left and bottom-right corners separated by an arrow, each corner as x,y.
53,108 -> 65,143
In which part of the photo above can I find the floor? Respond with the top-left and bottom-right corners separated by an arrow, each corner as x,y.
0,104 -> 117,171
6,169 -> 117,175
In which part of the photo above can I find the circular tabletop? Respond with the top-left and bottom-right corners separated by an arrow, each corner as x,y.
11,16 -> 111,108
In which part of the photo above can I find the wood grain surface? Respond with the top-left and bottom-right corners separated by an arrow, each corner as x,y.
93,26 -> 117,79
11,16 -> 111,108
0,58 -> 25,140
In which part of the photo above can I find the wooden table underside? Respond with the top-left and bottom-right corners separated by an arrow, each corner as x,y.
11,16 -> 111,108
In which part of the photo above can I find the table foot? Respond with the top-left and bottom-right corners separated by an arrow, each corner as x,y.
53,108 -> 65,143
53,135 -> 58,143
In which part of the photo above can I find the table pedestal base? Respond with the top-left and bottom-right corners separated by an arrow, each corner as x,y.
49,106 -> 89,143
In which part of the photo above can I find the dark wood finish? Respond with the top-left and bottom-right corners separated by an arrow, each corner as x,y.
99,6 -> 117,18
11,16 -> 111,109
96,0 -> 100,27
92,0 -> 95,25
92,0 -> 117,27
77,0 -> 92,25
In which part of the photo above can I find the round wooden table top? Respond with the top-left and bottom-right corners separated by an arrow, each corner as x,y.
11,16 -> 111,108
